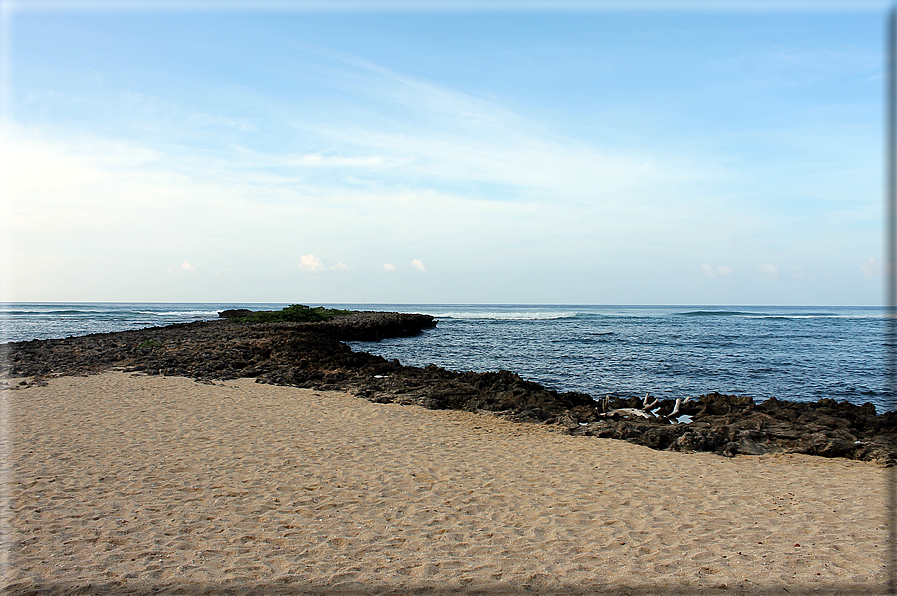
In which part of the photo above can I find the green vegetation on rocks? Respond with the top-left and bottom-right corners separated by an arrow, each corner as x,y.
137,340 -> 163,350
233,304 -> 352,323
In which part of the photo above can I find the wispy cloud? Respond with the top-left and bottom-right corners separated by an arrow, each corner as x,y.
757,263 -> 779,277
259,45 -> 725,206
861,257 -> 880,279
286,153 -> 398,168
186,112 -> 257,132
411,259 -> 427,272
701,264 -> 732,277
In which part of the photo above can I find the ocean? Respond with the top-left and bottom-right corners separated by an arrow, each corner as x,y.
0,303 -> 889,412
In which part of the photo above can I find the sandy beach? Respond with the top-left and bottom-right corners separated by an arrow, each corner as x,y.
1,371 -> 889,594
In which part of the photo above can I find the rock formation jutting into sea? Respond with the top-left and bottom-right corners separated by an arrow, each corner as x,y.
2,308 -> 895,465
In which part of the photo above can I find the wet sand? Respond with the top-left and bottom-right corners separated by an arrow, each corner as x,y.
1,372 -> 889,594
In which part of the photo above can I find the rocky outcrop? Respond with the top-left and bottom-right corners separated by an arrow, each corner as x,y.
568,393 -> 897,465
2,311 -> 895,465
1,312 -> 436,380
218,309 -> 253,318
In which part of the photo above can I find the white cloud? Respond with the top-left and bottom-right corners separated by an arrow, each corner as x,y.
299,254 -> 327,271
791,267 -> 807,279
757,263 -> 779,277
701,264 -> 731,277
861,257 -> 880,279
181,260 -> 196,271
411,259 -> 427,272
383,263 -> 396,271
298,254 -> 349,272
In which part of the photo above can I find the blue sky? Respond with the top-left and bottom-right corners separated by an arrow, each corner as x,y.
0,1 -> 887,304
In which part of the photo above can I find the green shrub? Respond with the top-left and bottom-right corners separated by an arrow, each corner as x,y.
137,340 -> 163,349
233,304 -> 351,323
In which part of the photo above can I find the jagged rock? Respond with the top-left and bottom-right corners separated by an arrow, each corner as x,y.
673,430 -> 718,452
218,309 -> 253,318
735,436 -> 768,456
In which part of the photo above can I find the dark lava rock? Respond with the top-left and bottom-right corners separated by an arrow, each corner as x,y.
570,393 -> 896,465
2,310 -> 895,465
218,309 -> 253,318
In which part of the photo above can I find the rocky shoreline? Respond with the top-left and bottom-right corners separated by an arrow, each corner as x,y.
2,310 -> 895,465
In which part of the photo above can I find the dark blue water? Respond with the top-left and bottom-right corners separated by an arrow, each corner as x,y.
343,305 -> 889,412
1,303 -> 889,412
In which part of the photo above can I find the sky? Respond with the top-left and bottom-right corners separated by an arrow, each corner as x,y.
0,1 -> 888,305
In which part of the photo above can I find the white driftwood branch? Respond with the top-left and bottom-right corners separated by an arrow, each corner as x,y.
599,395 -> 696,421
661,396 -> 694,421
600,407 -> 654,419
668,397 -> 682,417
642,393 -> 658,410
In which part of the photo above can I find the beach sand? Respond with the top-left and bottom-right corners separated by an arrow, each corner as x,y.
1,371 -> 889,595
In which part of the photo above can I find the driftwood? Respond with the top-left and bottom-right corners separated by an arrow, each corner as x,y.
599,393 -> 693,423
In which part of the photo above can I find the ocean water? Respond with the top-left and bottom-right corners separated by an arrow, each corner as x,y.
344,304 -> 890,413
0,303 -> 286,344
0,303 -> 889,412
